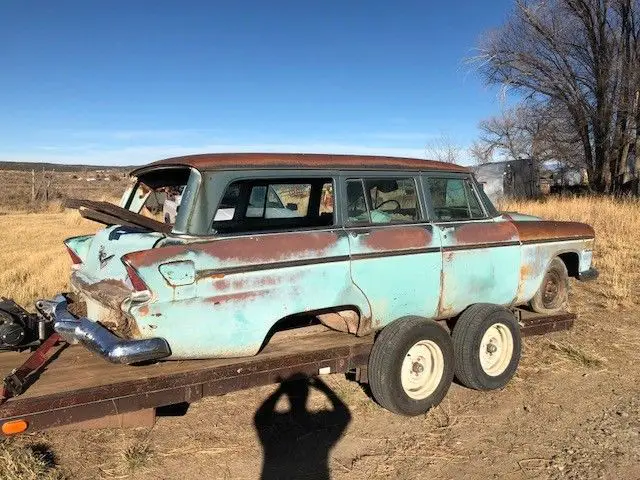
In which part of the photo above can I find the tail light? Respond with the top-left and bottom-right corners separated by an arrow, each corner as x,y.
66,245 -> 83,265
124,262 -> 149,293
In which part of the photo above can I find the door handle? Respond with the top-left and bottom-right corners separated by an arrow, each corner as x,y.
440,226 -> 455,239
349,229 -> 371,237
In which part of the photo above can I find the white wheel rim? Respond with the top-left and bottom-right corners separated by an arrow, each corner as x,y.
479,323 -> 514,376
400,340 -> 445,400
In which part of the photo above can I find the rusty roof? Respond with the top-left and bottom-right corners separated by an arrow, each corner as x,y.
130,153 -> 470,175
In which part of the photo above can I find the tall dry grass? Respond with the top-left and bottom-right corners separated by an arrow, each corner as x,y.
0,210 -> 96,306
500,195 -> 640,308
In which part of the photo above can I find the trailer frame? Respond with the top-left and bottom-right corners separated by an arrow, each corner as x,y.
0,310 -> 575,436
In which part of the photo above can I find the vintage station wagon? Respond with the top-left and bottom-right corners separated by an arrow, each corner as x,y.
49,153 -> 597,415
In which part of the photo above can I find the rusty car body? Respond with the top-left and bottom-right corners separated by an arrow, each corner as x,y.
53,153 -> 597,364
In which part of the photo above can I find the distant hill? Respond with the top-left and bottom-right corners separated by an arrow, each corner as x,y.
0,161 -> 131,172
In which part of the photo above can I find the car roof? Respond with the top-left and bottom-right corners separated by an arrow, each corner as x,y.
130,152 -> 470,176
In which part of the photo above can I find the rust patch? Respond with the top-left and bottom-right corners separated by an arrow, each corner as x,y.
131,153 -> 470,177
514,263 -> 533,303
138,305 -> 149,316
356,314 -> 373,337
317,310 -> 359,335
71,275 -> 131,311
513,221 -> 595,243
127,230 -> 341,268
206,291 -> 265,305
453,221 -> 518,245
362,226 -> 431,251
435,268 -> 456,318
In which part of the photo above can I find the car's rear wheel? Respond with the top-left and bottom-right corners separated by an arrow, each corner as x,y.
529,257 -> 569,314
451,304 -> 521,391
368,316 -> 454,416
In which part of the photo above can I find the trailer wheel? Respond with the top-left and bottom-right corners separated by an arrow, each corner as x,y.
368,317 -> 454,416
452,304 -> 521,391
529,257 -> 569,314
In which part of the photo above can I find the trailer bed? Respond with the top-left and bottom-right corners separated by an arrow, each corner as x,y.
0,311 -> 575,435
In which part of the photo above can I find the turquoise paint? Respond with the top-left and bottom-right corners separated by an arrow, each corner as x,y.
436,221 -> 521,314
515,238 -> 594,304
347,226 -> 442,327
64,235 -> 94,264
128,230 -> 371,359
76,226 -> 164,284
159,260 -> 196,286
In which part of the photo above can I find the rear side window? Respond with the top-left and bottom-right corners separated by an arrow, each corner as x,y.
346,177 -> 420,224
212,178 -> 334,233
426,177 -> 486,221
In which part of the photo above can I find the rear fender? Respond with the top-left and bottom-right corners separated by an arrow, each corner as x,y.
64,235 -> 94,265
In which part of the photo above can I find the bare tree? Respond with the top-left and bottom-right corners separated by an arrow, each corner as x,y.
476,102 -> 585,168
425,134 -> 462,164
474,0 -> 640,192
469,140 -> 495,164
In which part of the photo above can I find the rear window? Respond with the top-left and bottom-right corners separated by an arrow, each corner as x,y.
212,178 -> 334,233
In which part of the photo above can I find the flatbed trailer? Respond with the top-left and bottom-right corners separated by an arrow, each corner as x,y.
0,310 -> 575,436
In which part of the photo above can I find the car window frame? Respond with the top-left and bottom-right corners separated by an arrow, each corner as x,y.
209,174 -> 338,235
341,173 -> 425,226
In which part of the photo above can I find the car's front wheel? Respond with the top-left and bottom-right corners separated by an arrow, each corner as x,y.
529,257 -> 569,314
368,316 -> 454,416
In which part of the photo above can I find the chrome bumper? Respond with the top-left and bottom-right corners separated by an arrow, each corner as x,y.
36,295 -> 171,364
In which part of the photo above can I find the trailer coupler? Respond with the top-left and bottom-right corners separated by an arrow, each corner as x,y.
0,297 -> 51,351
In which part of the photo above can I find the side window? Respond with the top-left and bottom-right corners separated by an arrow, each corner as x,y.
212,178 -> 334,233
346,180 -> 368,223
346,177 -> 420,224
427,177 -> 486,222
213,183 -> 240,221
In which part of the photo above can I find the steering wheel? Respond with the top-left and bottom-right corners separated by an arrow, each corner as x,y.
374,199 -> 401,212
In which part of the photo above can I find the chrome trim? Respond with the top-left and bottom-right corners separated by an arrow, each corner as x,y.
37,295 -> 171,364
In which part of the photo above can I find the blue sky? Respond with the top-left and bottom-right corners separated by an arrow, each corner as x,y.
0,1 -> 514,166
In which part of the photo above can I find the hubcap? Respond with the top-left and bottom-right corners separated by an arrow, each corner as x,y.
401,340 -> 444,400
479,323 -> 514,377
542,270 -> 562,309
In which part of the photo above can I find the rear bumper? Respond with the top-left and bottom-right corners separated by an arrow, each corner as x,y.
37,295 -> 171,364
578,268 -> 599,282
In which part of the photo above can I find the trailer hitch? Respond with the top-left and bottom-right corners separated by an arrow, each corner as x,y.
0,298 -> 68,404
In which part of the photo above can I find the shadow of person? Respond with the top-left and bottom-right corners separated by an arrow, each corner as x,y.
254,375 -> 351,480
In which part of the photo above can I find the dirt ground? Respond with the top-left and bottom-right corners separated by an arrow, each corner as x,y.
2,279 -> 637,480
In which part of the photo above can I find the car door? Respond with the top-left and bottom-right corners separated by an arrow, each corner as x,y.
342,173 -> 442,329
423,173 -> 520,317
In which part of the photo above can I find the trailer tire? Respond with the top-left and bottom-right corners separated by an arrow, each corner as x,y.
452,304 -> 521,391
529,257 -> 569,314
368,317 -> 454,416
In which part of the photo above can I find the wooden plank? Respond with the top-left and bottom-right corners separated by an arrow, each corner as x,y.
64,198 -> 171,233
0,328 -> 372,414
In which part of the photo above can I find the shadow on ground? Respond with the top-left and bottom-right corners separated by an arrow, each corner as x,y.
254,375 -> 351,480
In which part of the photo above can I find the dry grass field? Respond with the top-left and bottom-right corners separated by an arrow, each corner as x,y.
0,195 -> 638,479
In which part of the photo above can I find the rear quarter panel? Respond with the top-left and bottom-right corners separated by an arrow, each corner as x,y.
124,230 -> 368,359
